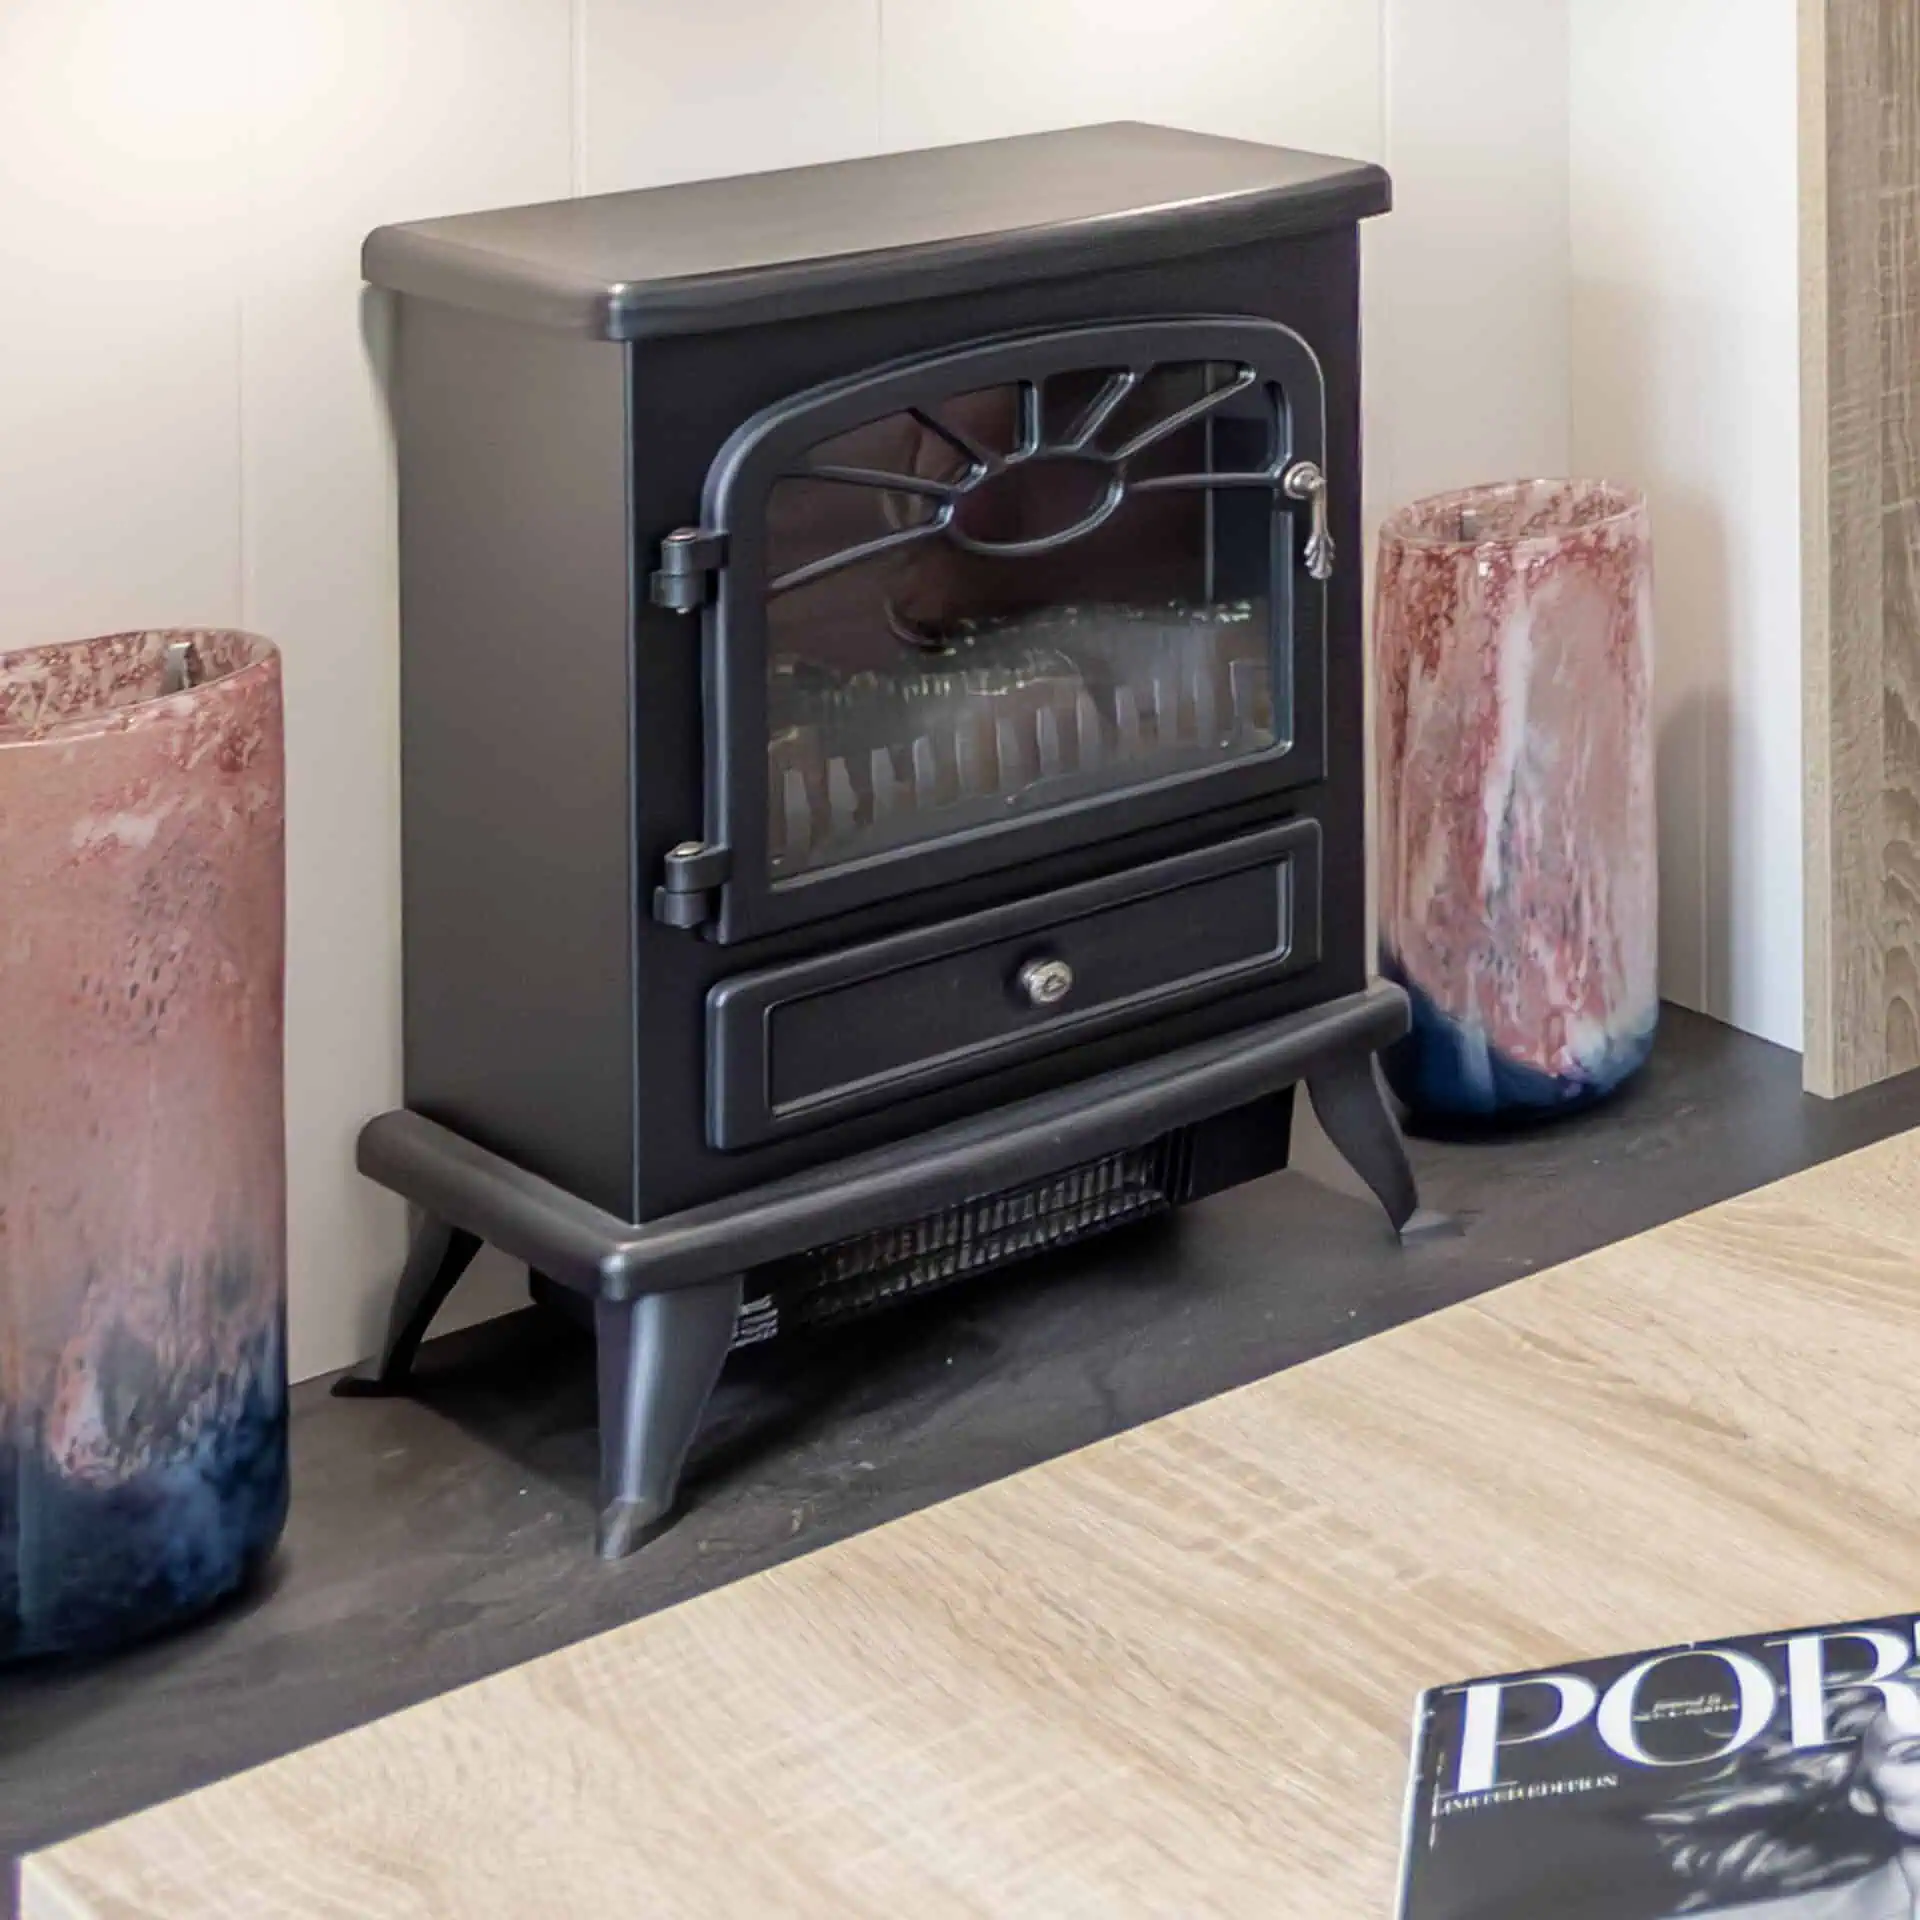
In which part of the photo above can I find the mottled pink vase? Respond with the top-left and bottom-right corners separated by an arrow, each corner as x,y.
0,630 -> 287,1660
1375,482 -> 1658,1117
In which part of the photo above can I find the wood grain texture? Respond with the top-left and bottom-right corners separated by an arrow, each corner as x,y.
25,1126 -> 1920,1918
1881,0 -> 1920,1070
1804,0 -> 1920,1094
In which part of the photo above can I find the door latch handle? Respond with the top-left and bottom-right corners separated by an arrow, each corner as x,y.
1283,461 -> 1335,583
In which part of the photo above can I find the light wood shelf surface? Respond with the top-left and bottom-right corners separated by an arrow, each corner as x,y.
26,1130 -> 1920,1917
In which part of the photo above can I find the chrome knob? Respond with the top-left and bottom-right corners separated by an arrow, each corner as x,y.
1017,956 -> 1075,1009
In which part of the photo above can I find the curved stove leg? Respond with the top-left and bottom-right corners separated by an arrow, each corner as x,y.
1306,1054 -> 1427,1240
333,1214 -> 483,1397
595,1277 -> 743,1559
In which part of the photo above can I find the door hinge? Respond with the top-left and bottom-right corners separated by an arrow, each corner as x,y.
653,840 -> 731,930
649,527 -> 728,613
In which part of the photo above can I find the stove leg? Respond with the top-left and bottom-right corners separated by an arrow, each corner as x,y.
333,1213 -> 483,1397
595,1277 -> 743,1560
1306,1054 -> 1423,1239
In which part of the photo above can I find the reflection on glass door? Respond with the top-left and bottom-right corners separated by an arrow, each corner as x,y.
760,357 -> 1290,879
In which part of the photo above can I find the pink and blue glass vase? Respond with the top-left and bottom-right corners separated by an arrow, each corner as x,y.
0,631 -> 288,1660
1374,482 -> 1658,1121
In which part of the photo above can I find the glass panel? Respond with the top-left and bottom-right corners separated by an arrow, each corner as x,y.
763,360 -> 1287,879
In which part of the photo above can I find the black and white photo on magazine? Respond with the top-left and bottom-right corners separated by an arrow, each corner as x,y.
1398,1616 -> 1920,1920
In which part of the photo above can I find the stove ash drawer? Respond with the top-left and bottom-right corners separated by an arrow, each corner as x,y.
706,819 -> 1321,1150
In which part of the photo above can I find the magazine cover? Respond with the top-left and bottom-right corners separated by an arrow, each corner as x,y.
1400,1611 -> 1920,1919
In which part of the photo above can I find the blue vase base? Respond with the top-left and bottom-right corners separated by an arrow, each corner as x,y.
1382,963 -> 1657,1126
0,1348 -> 288,1666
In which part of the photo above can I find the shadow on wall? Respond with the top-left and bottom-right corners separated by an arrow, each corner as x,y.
1653,499 -> 1729,1027
358,286 -> 394,400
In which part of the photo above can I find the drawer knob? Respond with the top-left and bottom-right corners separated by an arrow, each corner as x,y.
1017,956 -> 1076,1009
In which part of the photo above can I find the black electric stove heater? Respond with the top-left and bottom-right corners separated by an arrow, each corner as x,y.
344,123 -> 1420,1557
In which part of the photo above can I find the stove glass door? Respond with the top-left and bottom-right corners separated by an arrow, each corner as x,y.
696,319 -> 1329,941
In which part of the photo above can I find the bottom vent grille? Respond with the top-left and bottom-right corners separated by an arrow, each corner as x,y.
736,1133 -> 1187,1348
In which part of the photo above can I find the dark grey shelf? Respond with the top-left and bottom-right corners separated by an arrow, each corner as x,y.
8,1007 -> 1917,1907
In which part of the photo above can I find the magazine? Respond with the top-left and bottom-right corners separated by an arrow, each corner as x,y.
1399,1611 -> 1920,1919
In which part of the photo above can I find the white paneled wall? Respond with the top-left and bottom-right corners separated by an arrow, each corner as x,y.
878,2 -> 1381,155
248,0 -> 578,1380
2,0 -> 1576,1380
579,1 -> 882,191
0,0 -> 246,639
1570,0 -> 1803,1049
1375,0 -> 1570,508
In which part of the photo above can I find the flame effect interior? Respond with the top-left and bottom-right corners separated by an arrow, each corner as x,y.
763,364 -> 1291,874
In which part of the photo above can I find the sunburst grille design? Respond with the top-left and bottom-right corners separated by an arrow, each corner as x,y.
767,359 -> 1285,599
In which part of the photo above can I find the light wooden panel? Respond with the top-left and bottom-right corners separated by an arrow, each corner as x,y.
28,1129 -> 1920,1918
1886,1 -> 1920,1071
1803,0 -> 1920,1094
